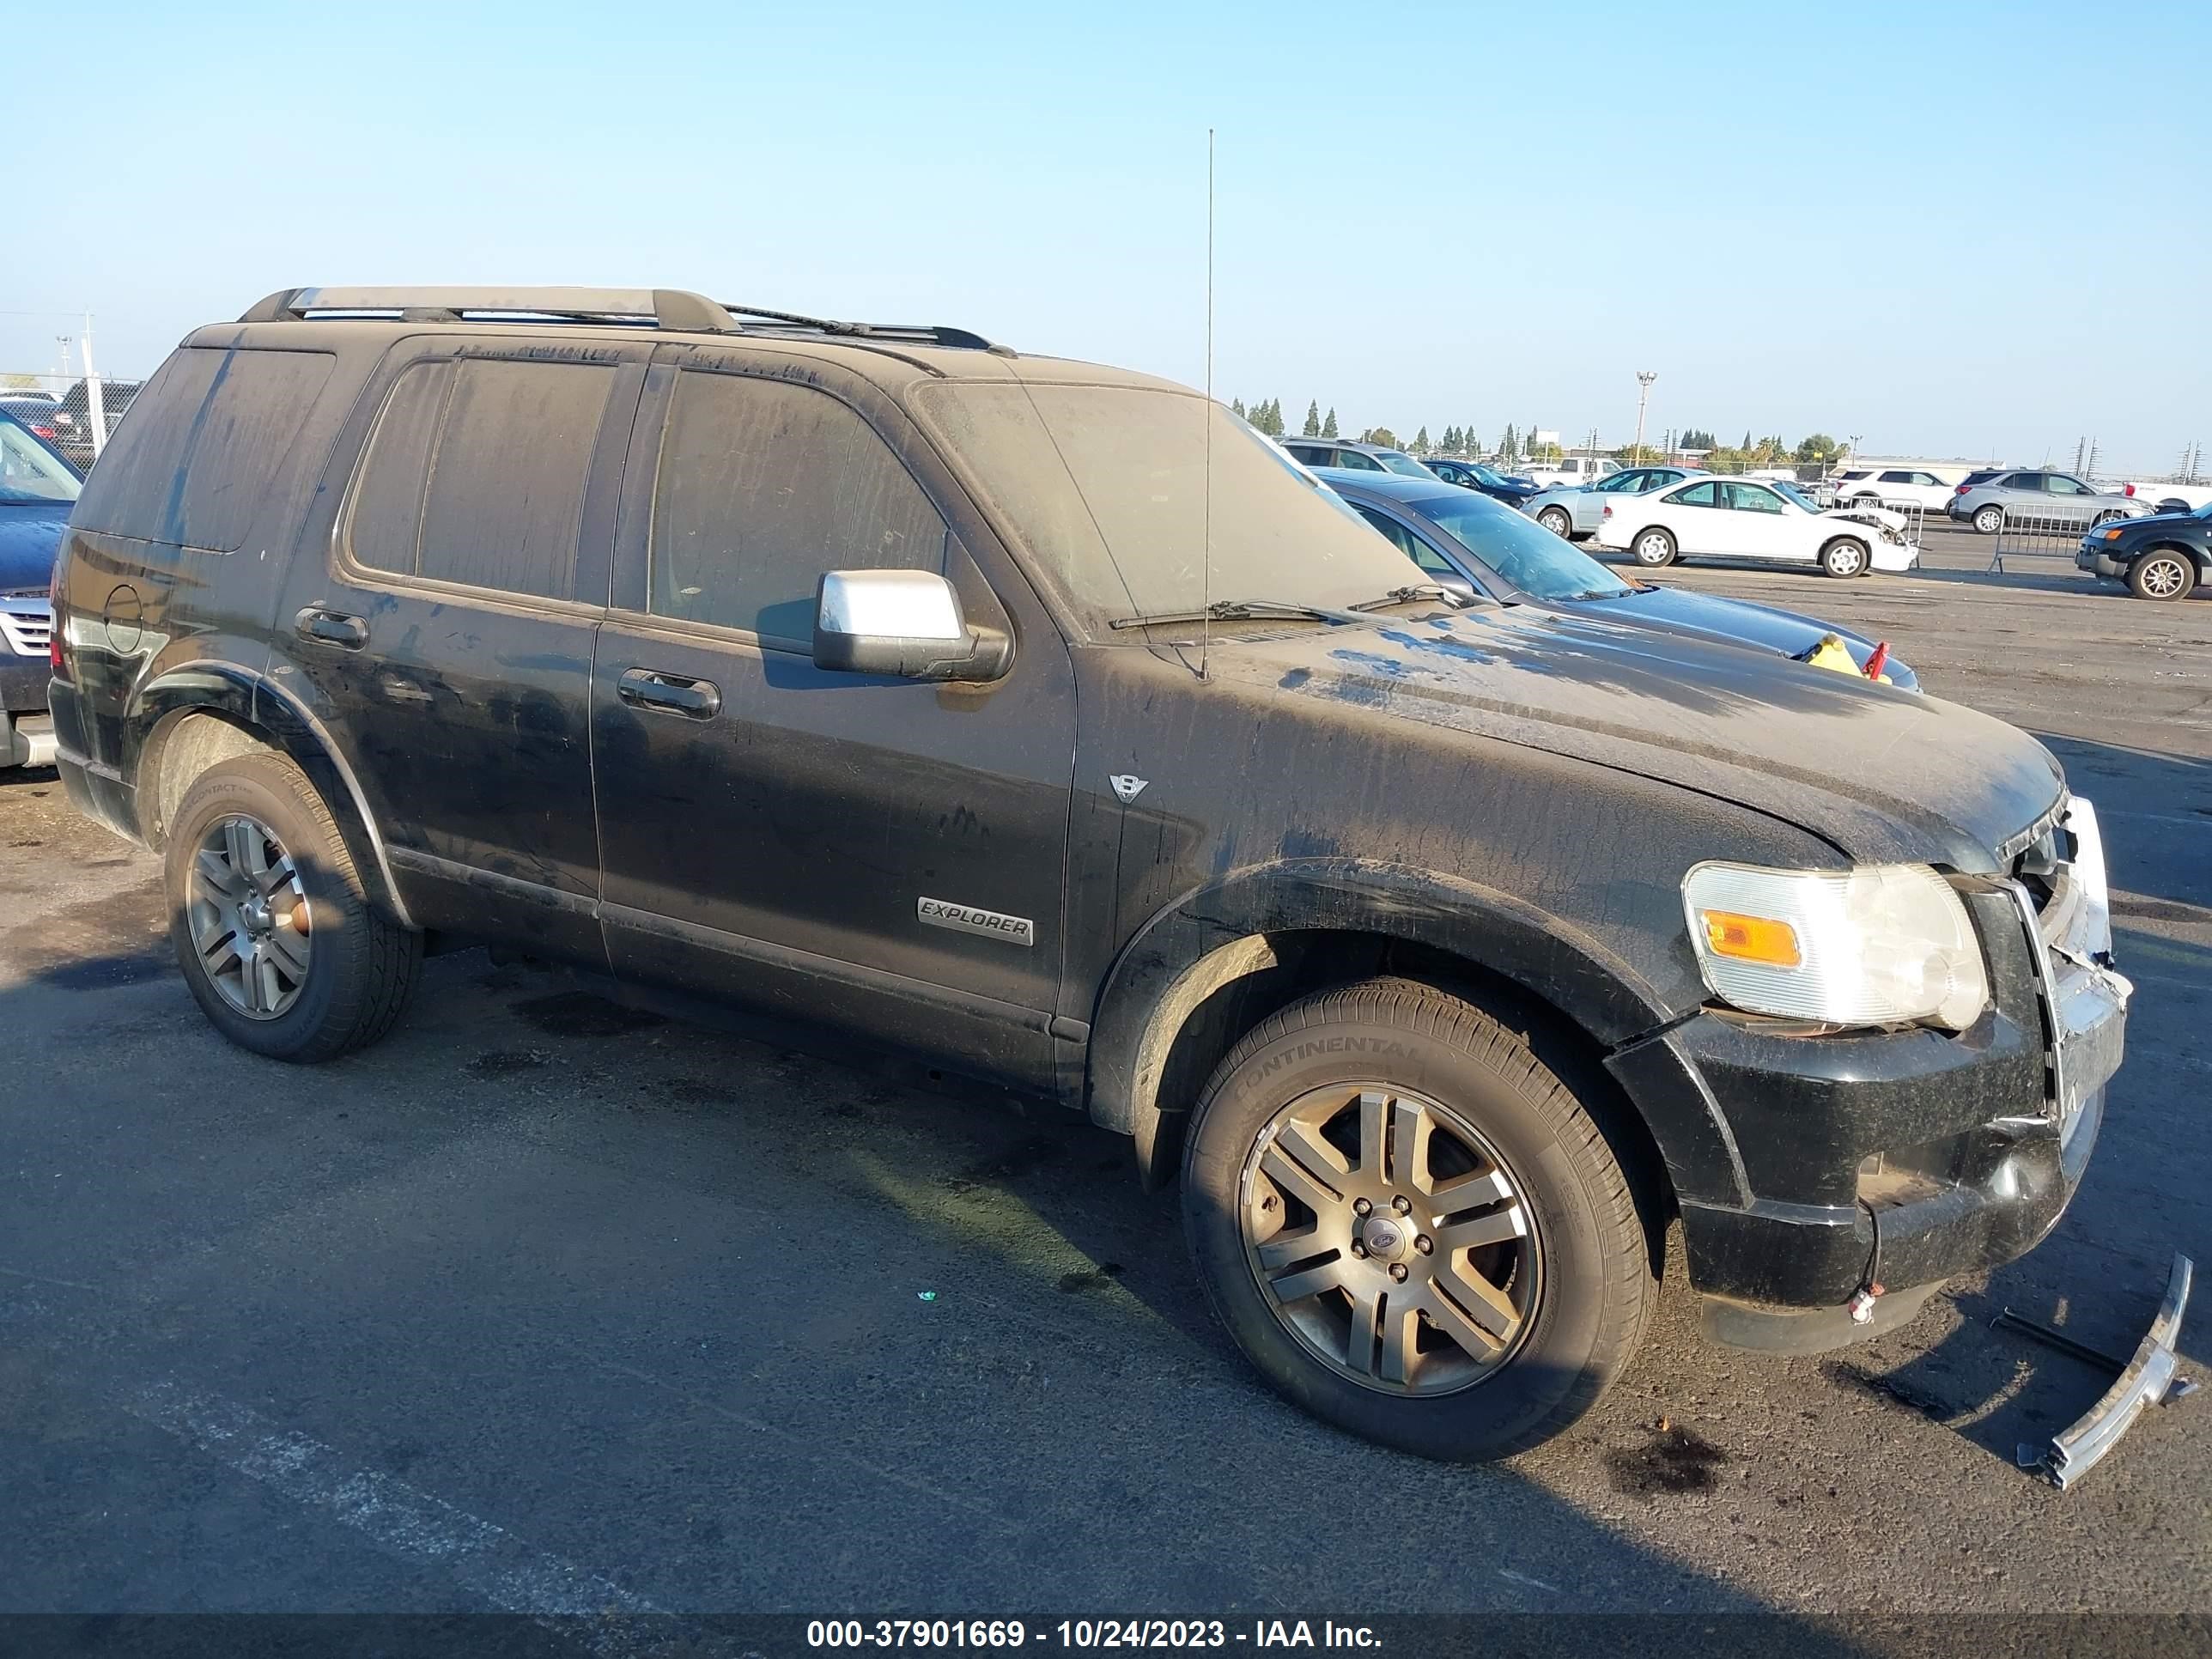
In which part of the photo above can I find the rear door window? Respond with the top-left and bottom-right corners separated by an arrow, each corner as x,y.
70,346 -> 335,551
346,357 -> 616,602
647,369 -> 947,647
1671,481 -> 1722,507
2006,472 -> 2046,491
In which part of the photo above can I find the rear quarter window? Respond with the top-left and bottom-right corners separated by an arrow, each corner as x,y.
70,346 -> 336,552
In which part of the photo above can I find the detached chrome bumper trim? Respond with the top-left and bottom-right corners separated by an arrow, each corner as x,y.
2020,1252 -> 2193,1491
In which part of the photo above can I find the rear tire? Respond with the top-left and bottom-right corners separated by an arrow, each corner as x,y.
1632,527 -> 1678,568
1820,538 -> 1870,579
165,752 -> 422,1062
1972,504 -> 2005,534
2128,551 -> 2197,602
1538,507 -> 1573,538
1182,977 -> 1656,1462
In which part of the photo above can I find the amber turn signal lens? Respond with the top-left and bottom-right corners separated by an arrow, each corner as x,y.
1698,909 -> 1803,968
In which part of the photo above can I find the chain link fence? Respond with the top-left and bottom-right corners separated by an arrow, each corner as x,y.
0,368 -> 140,471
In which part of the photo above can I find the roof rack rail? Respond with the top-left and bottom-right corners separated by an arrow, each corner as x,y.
236,288 -> 1012,355
240,287 -> 739,333
717,302 -> 1012,356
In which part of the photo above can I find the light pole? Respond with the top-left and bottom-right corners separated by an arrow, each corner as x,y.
1632,371 -> 1656,462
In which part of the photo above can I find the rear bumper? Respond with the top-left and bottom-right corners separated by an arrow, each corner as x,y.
49,680 -> 143,838
1613,799 -> 2128,1346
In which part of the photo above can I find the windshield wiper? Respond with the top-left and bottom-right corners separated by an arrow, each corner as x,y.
1347,583 -> 1471,612
1108,598 -> 1367,630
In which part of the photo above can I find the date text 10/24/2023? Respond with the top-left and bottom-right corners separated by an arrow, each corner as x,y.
805,1621 -> 1382,1650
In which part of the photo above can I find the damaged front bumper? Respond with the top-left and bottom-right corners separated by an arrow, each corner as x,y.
2019,1253 -> 2195,1491
1616,798 -> 2130,1347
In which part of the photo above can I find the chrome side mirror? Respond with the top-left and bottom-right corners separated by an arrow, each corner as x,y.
812,569 -> 1012,684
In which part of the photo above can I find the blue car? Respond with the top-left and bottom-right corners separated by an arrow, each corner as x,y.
1,409 -> 82,769
1318,470 -> 1918,690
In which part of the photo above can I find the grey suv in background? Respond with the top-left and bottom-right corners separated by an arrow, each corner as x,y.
1524,465 -> 1703,540
1948,469 -> 2148,535
1279,437 -> 1436,479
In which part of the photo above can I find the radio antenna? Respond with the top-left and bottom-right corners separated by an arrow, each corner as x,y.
1201,126 -> 1215,681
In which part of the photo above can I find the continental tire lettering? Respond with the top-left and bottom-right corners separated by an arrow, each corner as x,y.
1250,1036 -> 1415,1080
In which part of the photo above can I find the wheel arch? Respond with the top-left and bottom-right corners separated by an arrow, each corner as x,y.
1083,860 -> 1738,1218
125,667 -> 414,927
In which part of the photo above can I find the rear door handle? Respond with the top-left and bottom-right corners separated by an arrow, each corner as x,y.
295,606 -> 369,649
618,667 -> 721,719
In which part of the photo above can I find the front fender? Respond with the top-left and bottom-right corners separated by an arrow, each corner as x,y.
1084,857 -> 1749,1208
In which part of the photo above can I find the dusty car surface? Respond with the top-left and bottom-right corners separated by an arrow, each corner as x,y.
51,286 -> 2129,1462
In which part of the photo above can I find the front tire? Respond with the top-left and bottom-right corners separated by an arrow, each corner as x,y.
1182,978 -> 1656,1462
2129,551 -> 2197,601
1537,507 -> 1573,538
166,752 -> 422,1062
1631,527 -> 1678,568
1972,504 -> 2005,534
1820,537 -> 1870,578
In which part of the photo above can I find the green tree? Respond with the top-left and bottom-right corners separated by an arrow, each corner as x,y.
1705,447 -> 1749,475
1303,400 -> 1322,437
1413,425 -> 1430,454
1364,427 -> 1400,449
1231,397 -> 1247,418
1442,424 -> 1459,453
1679,428 -> 1716,450
1794,432 -> 1842,464
1501,424 -> 1518,464
1322,407 -> 1340,439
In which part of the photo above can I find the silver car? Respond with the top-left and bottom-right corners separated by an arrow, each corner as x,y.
1526,465 -> 1704,540
1947,469 -> 2148,535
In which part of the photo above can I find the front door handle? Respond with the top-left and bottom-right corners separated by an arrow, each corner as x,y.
618,667 -> 721,719
295,606 -> 369,649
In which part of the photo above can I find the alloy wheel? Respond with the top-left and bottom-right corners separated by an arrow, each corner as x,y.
1540,509 -> 1571,538
2139,557 -> 2187,599
187,814 -> 313,1019
1239,1083 -> 1540,1395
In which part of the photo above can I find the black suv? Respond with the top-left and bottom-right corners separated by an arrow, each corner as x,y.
52,286 -> 2130,1462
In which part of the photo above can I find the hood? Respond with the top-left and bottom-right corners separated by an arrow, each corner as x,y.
0,502 -> 70,592
1587,586 -> 1919,690
2116,508 -> 2202,531
1231,605 -> 2058,868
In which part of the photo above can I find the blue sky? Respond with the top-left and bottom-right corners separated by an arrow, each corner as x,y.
13,0 -> 2208,468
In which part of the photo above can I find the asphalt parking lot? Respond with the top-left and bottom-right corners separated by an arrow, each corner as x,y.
2,524 -> 2207,1631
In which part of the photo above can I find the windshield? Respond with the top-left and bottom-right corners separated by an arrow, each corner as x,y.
1377,452 -> 1432,478
2193,501 -> 2212,520
1771,482 -> 1822,513
1413,490 -> 1633,601
1470,465 -> 1507,487
0,417 -> 80,505
914,382 -> 1422,631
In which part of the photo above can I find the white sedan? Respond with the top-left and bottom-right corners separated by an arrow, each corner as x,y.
1593,476 -> 1918,577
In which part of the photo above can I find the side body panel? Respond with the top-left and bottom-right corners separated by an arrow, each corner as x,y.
1066,641 -> 1842,1209
264,334 -> 647,963
592,344 -> 1079,1094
